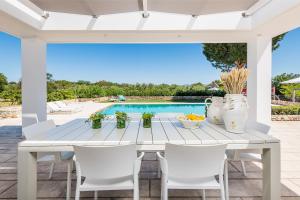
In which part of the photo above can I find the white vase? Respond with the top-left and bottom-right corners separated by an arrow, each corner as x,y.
223,94 -> 248,133
205,96 -> 224,125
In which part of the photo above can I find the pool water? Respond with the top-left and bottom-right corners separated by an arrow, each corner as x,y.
101,104 -> 206,115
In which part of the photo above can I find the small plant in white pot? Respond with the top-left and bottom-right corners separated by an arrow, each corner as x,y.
221,67 -> 249,133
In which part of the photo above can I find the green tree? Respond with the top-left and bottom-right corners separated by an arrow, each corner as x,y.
0,73 -> 8,92
0,84 -> 21,104
203,34 -> 286,72
272,73 -> 300,95
47,73 -> 54,82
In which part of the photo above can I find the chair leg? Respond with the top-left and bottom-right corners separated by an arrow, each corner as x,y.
75,176 -> 81,200
224,160 -> 229,200
241,160 -> 247,176
202,189 -> 206,200
66,161 -> 72,200
134,177 -> 139,200
48,162 -> 55,179
94,191 -> 98,200
220,187 -> 226,200
161,176 -> 168,200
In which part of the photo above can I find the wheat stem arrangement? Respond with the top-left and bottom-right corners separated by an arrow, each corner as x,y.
220,67 -> 249,94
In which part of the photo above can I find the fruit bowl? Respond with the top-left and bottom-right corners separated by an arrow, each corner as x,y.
177,114 -> 206,129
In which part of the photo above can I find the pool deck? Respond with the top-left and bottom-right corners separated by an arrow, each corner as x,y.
1,102 -> 300,199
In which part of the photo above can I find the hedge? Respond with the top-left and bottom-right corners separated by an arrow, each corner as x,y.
272,105 -> 300,115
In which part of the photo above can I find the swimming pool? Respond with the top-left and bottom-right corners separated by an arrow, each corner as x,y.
101,104 -> 206,115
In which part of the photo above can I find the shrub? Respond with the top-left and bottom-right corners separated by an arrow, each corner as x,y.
272,105 -> 300,115
48,89 -> 76,101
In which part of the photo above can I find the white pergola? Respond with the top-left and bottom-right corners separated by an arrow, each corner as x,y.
0,0 -> 300,128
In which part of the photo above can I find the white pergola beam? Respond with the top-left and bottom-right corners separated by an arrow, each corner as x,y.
38,31 -> 253,43
251,0 -> 300,36
18,0 -> 45,17
0,0 -> 44,29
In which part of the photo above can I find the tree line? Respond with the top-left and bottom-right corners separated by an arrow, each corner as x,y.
0,73 -> 225,104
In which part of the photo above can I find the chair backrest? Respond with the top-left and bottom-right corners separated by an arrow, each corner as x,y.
74,145 -> 137,180
22,113 -> 39,125
165,143 -> 226,179
22,120 -> 56,140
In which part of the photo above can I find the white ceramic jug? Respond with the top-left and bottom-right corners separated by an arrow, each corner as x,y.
205,96 -> 224,125
223,94 -> 249,133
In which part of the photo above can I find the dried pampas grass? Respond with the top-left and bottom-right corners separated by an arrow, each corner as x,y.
221,67 -> 249,94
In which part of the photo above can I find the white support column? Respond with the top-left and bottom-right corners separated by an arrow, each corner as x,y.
21,38 -> 47,127
247,35 -> 272,125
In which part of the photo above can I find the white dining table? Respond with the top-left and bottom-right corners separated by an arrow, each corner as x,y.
17,117 -> 280,200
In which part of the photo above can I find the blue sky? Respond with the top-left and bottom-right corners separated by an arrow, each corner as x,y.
0,28 -> 299,84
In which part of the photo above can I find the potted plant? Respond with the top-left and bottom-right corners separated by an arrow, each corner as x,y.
88,112 -> 106,129
116,111 -> 128,129
142,112 -> 154,128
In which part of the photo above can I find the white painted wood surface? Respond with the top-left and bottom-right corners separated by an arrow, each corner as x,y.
19,118 -> 279,149
17,118 -> 280,200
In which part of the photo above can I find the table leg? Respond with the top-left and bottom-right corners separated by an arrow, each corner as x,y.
17,149 -> 37,200
262,143 -> 280,200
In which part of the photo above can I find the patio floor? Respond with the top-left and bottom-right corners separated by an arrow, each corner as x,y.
0,104 -> 300,199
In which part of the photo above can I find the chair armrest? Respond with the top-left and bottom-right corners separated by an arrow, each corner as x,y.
157,152 -> 168,175
134,152 -> 145,174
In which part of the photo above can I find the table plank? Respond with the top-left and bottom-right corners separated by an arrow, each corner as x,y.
80,122 -> 116,141
120,119 -> 141,145
169,119 -> 201,144
151,120 -> 168,144
34,119 -> 86,140
160,119 -> 184,144
204,121 -> 259,144
137,120 -> 153,145
104,121 -> 129,145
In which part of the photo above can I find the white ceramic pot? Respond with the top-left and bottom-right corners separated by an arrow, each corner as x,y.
205,96 -> 224,125
223,94 -> 248,133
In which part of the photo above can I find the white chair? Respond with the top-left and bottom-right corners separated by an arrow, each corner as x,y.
22,120 -> 74,200
157,143 -> 228,200
74,145 -> 144,200
226,121 -> 271,176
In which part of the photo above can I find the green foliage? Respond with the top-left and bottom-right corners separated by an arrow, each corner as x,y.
0,84 -> 21,104
142,112 -> 154,119
272,105 -> 300,115
0,73 -> 8,92
203,43 -> 247,72
47,89 -> 76,101
47,73 -> 54,82
280,84 -> 300,99
88,112 -> 106,121
203,34 -> 286,72
272,73 -> 300,95
115,111 -> 128,120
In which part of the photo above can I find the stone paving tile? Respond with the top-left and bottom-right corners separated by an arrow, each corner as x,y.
0,154 -> 16,163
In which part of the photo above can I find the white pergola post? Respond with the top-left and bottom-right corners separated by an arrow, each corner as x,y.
247,35 -> 272,125
21,38 -> 47,127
